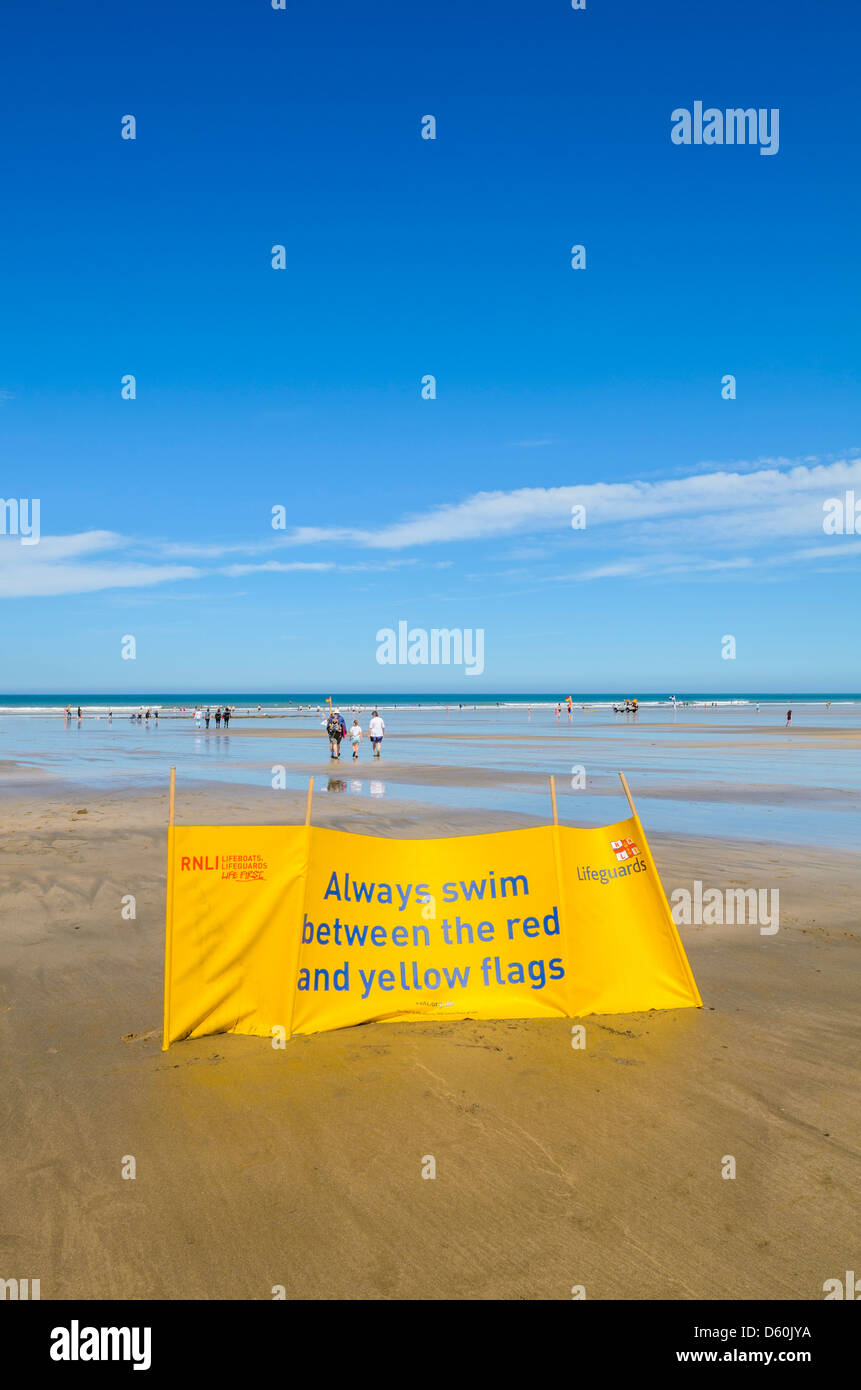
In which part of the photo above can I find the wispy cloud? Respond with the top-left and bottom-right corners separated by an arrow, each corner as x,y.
0,531 -> 199,598
5,457 -> 858,597
275,456 -> 861,552
221,561 -> 336,577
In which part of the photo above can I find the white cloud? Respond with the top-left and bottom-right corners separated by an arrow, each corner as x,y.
277,458 -> 861,551
6,457 -> 857,599
0,531 -> 199,598
222,561 -> 336,576
793,540 -> 861,560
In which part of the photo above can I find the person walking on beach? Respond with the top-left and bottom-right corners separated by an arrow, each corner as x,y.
326,707 -> 346,759
215,707 -> 221,728
77,706 -> 82,720
194,708 -> 202,728
786,708 -> 792,726
349,718 -> 362,760
205,707 -> 211,729
368,709 -> 385,758
223,706 -> 231,729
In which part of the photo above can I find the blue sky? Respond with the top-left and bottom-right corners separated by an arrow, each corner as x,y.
1,0 -> 859,692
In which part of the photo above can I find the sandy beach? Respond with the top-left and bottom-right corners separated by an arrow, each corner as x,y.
2,763 -> 858,1300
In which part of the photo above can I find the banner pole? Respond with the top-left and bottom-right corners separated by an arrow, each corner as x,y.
619,770 -> 636,817
162,766 -> 176,1051
288,776 -> 315,1041
547,774 -> 573,1014
617,771 -> 702,1007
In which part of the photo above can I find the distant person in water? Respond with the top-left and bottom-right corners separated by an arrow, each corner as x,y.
222,706 -> 231,728
77,706 -> 82,719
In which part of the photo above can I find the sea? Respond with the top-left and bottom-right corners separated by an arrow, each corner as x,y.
0,692 -> 857,715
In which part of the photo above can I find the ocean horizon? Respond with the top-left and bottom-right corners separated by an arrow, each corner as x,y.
0,691 -> 858,714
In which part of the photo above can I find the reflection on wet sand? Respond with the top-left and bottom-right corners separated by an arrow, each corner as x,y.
325,776 -> 386,797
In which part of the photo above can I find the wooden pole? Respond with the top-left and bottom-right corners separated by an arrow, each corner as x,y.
162,767 -> 176,1051
617,769 -> 702,1007
547,775 -> 570,1001
305,776 -> 314,827
618,771 -> 636,816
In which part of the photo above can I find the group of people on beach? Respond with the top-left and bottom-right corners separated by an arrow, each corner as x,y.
325,708 -> 385,760
65,705 -> 117,723
193,707 -> 231,729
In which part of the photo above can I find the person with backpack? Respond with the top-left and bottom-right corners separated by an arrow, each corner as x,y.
326,707 -> 346,758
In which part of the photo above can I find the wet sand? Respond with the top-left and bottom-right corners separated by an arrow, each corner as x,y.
210,723 -> 861,752
1,781 -> 858,1300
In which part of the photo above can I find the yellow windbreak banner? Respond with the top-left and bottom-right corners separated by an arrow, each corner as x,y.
163,815 -> 701,1046
166,826 -> 308,1044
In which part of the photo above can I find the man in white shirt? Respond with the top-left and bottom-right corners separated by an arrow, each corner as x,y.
368,710 -> 385,758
